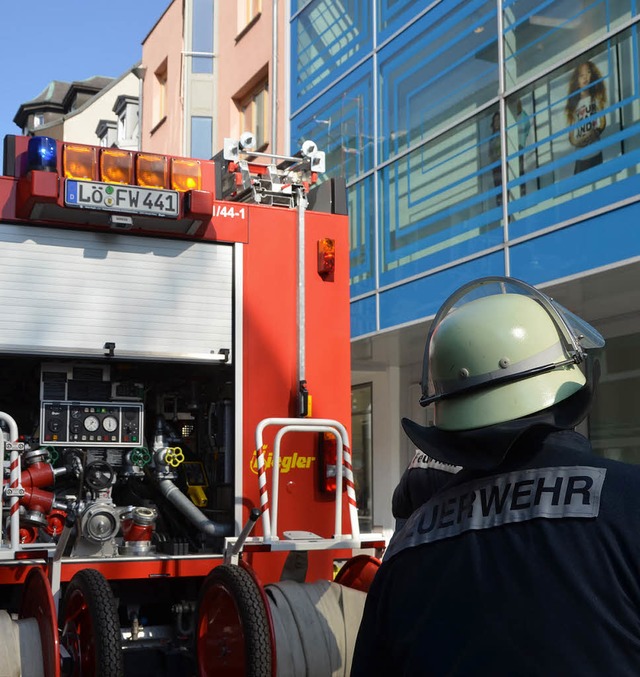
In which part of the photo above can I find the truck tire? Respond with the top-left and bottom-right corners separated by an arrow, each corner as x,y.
60,569 -> 124,677
197,563 -> 273,677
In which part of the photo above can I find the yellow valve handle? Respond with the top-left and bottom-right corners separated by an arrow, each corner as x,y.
165,447 -> 185,468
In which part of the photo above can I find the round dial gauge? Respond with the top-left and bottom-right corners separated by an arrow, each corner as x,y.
103,415 -> 118,433
48,419 -> 61,433
84,415 -> 100,432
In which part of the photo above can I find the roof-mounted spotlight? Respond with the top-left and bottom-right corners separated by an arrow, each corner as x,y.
239,132 -> 256,152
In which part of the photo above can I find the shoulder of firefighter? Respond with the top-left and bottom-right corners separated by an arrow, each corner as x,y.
389,429 -> 614,558
353,429 -> 640,675
391,450 -> 462,523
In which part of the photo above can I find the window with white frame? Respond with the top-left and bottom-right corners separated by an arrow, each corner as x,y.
113,96 -> 139,148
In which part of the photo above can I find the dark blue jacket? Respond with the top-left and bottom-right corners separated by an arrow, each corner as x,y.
351,429 -> 640,676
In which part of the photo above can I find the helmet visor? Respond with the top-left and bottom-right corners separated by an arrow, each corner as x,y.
420,277 -> 604,406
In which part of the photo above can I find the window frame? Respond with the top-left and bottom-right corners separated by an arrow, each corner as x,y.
238,79 -> 269,150
153,60 -> 168,130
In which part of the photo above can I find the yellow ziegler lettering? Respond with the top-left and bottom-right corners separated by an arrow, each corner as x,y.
249,448 -> 316,475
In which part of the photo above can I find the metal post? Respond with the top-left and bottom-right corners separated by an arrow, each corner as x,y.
297,186 -> 306,386
271,0 -> 279,152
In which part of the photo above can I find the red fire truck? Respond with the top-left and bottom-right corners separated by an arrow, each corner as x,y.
0,134 -> 385,676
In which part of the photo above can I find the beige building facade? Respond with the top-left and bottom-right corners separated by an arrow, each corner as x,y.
140,0 -> 288,160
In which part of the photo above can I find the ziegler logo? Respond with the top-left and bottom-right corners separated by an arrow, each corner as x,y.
250,448 -> 316,475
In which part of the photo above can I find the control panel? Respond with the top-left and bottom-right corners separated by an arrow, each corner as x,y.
40,401 -> 144,447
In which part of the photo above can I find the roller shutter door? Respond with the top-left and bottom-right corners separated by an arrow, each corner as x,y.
0,223 -> 233,362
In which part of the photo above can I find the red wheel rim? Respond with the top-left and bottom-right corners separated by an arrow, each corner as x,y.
61,587 -> 96,676
197,580 -> 246,677
21,567 -> 61,677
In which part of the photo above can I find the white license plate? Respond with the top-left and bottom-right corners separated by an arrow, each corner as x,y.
65,180 -> 179,218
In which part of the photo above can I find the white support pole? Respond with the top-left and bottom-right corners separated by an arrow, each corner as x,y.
0,413 -> 20,552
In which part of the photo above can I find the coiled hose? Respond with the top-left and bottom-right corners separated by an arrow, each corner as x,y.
265,580 -> 367,677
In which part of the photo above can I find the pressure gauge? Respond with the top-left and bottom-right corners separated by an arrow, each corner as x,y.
103,415 -> 118,433
84,415 -> 100,432
48,419 -> 61,433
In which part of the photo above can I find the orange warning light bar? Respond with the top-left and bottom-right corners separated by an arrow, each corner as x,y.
64,144 -> 96,181
100,149 -> 134,185
171,158 -> 201,192
136,154 -> 168,188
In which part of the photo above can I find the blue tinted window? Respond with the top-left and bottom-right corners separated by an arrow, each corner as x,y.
291,62 -> 374,183
291,0 -> 313,14
378,114 -> 504,287
292,0 -> 373,110
377,0 -> 435,42
503,0 -> 635,87
348,175 -> 376,296
192,0 -> 214,73
507,29 -> 640,238
191,116 -> 213,159
378,0 -> 498,161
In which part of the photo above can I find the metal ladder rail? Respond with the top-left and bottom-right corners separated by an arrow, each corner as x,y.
254,417 -> 360,542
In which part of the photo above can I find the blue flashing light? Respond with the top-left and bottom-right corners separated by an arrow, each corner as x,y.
27,136 -> 58,172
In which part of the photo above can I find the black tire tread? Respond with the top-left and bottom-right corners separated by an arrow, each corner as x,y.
61,568 -> 124,677
198,564 -> 272,676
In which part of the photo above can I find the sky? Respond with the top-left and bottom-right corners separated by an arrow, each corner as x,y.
0,0 -> 170,168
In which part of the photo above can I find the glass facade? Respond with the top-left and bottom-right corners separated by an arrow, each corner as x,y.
290,0 -> 640,339
351,383 -> 373,532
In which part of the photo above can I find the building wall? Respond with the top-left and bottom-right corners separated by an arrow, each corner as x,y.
140,0 -> 185,155
216,0 -> 289,156
63,73 -> 139,146
290,0 -> 640,531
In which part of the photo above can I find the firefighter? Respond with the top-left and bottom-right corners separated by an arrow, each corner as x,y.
351,276 -> 640,676
391,449 -> 461,531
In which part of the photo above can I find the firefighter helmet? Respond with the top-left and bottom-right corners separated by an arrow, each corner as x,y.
418,277 -> 604,431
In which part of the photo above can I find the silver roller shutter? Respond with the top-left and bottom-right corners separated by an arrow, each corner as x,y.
0,223 -> 233,362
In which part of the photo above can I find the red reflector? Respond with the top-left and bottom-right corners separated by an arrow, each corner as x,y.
318,238 -> 335,280
321,431 -> 339,493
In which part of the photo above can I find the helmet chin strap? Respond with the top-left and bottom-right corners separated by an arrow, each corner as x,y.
402,358 -> 600,471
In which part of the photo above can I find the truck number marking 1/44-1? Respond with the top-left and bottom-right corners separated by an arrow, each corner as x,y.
213,205 -> 246,219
